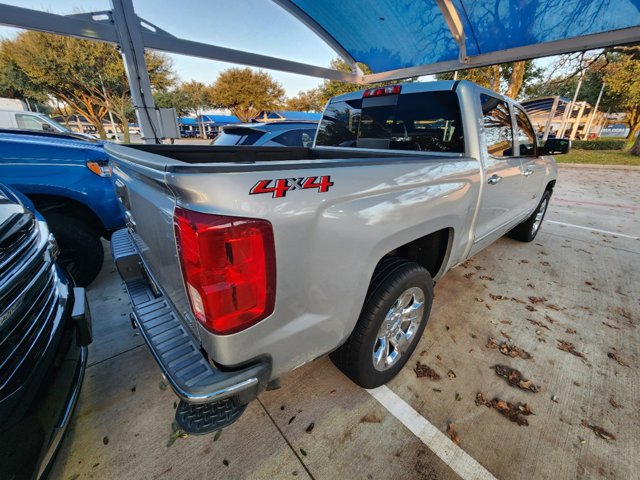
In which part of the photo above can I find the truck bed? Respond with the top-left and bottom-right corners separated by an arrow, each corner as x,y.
118,144 -> 440,171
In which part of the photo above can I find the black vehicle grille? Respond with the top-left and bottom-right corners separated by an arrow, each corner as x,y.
0,213 -> 38,276
0,216 -> 60,397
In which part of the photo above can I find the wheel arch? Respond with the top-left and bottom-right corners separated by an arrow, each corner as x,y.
379,227 -> 453,281
28,194 -> 107,238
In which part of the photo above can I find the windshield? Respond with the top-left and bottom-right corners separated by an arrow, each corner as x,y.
212,128 -> 265,146
316,91 -> 464,153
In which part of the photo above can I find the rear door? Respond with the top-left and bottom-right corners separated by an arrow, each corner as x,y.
514,106 -> 546,211
472,94 -> 524,251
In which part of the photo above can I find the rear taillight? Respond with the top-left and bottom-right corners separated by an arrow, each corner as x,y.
173,207 -> 276,335
363,85 -> 401,98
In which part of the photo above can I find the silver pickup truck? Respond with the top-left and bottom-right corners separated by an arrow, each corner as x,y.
106,80 -> 568,434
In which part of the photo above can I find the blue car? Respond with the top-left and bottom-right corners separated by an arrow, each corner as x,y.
0,129 -> 125,286
211,121 -> 318,147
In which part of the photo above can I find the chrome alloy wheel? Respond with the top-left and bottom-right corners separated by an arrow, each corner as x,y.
372,287 -> 426,371
532,197 -> 548,234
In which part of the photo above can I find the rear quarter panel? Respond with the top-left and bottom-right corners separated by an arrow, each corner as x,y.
159,155 -> 481,378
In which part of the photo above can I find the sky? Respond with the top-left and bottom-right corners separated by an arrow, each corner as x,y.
0,0 -> 338,96
0,0 -> 562,98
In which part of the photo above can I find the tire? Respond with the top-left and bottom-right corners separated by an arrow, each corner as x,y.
330,258 -> 434,388
45,213 -> 104,287
508,190 -> 551,242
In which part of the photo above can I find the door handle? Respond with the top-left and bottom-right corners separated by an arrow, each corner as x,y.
523,168 -> 533,177
487,174 -> 502,185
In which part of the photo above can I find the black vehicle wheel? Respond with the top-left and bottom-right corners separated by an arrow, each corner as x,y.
45,213 -> 104,287
508,190 -> 551,242
330,258 -> 434,389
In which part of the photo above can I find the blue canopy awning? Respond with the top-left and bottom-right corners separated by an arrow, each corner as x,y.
277,0 -> 640,81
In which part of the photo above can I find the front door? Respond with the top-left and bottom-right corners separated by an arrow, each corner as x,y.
514,106 -> 546,212
472,94 -> 524,254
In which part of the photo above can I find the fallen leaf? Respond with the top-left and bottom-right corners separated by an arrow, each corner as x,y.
602,322 -> 620,330
455,392 -> 462,401
432,388 -> 442,393
464,272 -> 474,279
490,339 -> 533,360
565,328 -> 577,334
494,365 -> 540,392
527,283 -> 535,288
557,340 -> 586,359
585,281 -> 593,286
474,265 -> 484,271
500,330 -> 512,341
447,423 -> 461,445
489,294 -> 507,300
300,448 -> 308,457
609,397 -> 623,409
540,261 -> 551,267
288,416 -> 296,424
305,422 -> 315,433
414,362 -> 441,380
551,395 -> 559,403
223,459 -> 230,466
475,392 -> 533,426
528,296 -> 548,304
500,320 -> 513,325
607,351 -> 630,367
166,421 -> 188,448
480,275 -> 494,281
544,315 -> 556,324
546,303 -> 563,311
526,318 -> 550,330
360,413 -> 382,423
213,430 -> 222,442
103,436 -> 109,445
447,369 -> 456,380
525,305 -> 537,312
581,420 -> 616,441
511,297 -> 527,305
159,380 -> 168,391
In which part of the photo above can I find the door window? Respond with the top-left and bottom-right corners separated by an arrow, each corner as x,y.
480,95 -> 513,158
270,129 -> 301,146
514,107 -> 537,156
15,114 -> 50,131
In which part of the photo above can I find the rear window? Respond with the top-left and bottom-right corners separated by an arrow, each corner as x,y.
212,128 -> 265,146
316,91 -> 464,153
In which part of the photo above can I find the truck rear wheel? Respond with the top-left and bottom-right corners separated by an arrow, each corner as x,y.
330,258 -> 433,389
46,213 -> 104,287
508,190 -> 551,242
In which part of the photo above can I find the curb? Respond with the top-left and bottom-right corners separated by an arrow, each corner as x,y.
557,163 -> 640,171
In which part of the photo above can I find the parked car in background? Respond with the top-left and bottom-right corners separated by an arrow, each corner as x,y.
0,129 -> 125,286
106,80 -> 569,434
211,121 -> 318,147
0,110 -> 96,141
0,183 -> 91,480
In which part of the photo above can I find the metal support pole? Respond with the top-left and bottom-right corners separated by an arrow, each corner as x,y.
110,0 -> 161,144
542,96 -> 560,142
569,102 -> 586,140
558,74 -> 583,138
583,82 -> 605,140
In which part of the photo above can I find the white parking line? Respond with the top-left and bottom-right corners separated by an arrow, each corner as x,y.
367,386 -> 498,480
546,220 -> 640,240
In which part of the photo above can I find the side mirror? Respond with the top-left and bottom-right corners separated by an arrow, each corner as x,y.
541,138 -> 570,155
42,123 -> 54,132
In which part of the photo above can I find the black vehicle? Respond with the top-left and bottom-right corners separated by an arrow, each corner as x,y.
0,184 -> 91,479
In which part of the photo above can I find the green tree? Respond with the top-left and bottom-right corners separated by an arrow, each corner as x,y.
172,81 -> 216,138
436,61 -> 542,100
603,49 -> 640,153
1,31 -> 174,140
154,88 -> 191,117
284,88 -> 325,112
211,68 -> 284,122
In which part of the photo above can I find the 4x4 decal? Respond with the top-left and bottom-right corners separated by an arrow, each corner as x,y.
250,176 -> 334,198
